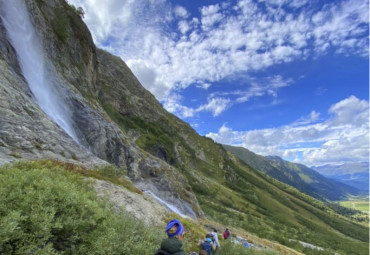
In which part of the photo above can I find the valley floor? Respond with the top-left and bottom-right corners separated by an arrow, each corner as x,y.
340,198 -> 369,213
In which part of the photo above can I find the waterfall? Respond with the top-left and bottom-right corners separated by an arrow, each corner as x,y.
145,190 -> 190,218
0,0 -> 80,144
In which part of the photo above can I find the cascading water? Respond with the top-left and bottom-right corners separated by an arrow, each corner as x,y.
0,0 -> 80,144
145,190 -> 193,219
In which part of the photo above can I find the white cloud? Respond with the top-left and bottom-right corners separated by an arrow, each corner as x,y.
162,94 -> 195,118
196,97 -> 231,117
201,4 -> 223,30
69,0 -> 369,122
162,95 -> 231,118
328,95 -> 369,126
178,20 -> 190,34
257,0 -> 309,9
292,111 -> 320,126
126,59 -> 172,100
174,5 -> 188,18
69,0 -> 368,117
312,0 -> 369,56
196,82 -> 211,90
206,96 -> 369,166
210,75 -> 293,103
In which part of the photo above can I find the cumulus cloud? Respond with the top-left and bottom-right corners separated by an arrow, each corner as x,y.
292,111 -> 320,126
174,5 -> 188,19
196,97 -> 231,117
206,96 -> 369,166
328,95 -> 369,126
69,0 -> 369,110
210,75 -> 293,103
201,4 -> 224,30
162,94 -> 232,118
196,82 -> 211,90
162,93 -> 195,118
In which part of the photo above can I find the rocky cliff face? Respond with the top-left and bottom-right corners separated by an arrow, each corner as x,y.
0,0 -> 201,218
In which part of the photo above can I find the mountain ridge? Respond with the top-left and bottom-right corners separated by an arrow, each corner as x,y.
223,144 -> 366,201
313,162 -> 369,191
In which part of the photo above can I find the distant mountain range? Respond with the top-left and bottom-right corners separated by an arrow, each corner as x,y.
313,162 -> 369,191
222,145 -> 366,201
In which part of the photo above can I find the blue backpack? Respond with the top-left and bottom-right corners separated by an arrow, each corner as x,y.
200,241 -> 212,255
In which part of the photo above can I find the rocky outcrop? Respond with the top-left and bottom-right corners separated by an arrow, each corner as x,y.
0,0 -> 202,218
93,179 -> 169,226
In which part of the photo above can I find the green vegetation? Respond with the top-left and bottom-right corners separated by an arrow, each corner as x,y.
71,152 -> 78,160
219,241 -> 279,255
6,1 -> 367,254
33,142 -> 42,150
9,152 -> 21,158
51,8 -> 69,42
337,199 -> 369,225
184,153 -> 369,255
67,3 -> 85,18
102,102 -> 196,166
222,145 -> 364,201
340,199 -> 369,213
0,161 -> 162,254
100,101 -> 368,255
43,160 -> 142,194
0,160 -> 285,255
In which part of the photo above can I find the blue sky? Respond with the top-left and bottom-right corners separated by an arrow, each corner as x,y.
68,0 -> 369,167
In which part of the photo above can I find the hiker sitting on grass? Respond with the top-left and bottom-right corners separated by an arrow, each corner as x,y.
197,234 -> 216,255
155,219 -> 187,255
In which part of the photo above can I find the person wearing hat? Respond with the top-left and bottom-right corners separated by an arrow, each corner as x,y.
155,219 -> 187,255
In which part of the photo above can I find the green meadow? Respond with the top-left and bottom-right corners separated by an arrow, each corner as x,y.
340,198 -> 369,213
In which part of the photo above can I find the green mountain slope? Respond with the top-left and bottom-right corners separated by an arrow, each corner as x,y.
79,13 -> 368,255
223,145 -> 365,201
94,49 -> 368,254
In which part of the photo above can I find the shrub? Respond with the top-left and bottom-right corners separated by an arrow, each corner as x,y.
0,161 -> 163,254
9,152 -> 21,158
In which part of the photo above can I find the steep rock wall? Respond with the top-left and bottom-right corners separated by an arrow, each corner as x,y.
0,0 -> 202,217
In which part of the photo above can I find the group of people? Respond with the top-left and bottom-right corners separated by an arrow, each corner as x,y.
155,219 -> 231,255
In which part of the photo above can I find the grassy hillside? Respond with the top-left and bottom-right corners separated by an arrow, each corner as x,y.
193,152 -> 368,255
92,49 -> 369,254
2,157 -> 366,255
19,1 -> 367,253
98,99 -> 369,254
0,160 -> 289,255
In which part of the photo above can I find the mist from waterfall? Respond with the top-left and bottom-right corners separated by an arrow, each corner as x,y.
0,0 -> 79,144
